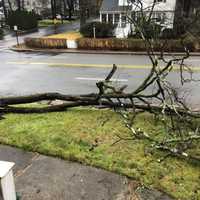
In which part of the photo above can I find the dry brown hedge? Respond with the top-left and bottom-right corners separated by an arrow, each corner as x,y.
24,37 -> 200,52
24,37 -> 67,49
77,38 -> 200,52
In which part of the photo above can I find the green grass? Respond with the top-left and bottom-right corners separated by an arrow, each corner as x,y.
38,19 -> 69,28
0,107 -> 199,199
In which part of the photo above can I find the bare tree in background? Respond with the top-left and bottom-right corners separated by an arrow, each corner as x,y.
0,0 -> 200,164
79,0 -> 88,27
7,0 -> 13,11
51,0 -> 56,19
65,0 -> 75,20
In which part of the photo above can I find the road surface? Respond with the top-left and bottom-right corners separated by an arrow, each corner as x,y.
0,22 -> 200,107
0,49 -> 200,108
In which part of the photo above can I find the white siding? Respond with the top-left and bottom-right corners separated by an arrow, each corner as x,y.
118,0 -> 129,6
132,0 -> 176,12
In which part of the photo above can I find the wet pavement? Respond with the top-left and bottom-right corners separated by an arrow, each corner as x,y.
0,50 -> 200,108
0,20 -> 200,109
0,145 -> 173,200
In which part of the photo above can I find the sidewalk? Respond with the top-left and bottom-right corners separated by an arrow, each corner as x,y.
0,145 -> 173,200
11,45 -> 200,56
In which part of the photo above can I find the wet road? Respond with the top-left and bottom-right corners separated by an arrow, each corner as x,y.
0,21 -> 200,107
1,49 -> 200,108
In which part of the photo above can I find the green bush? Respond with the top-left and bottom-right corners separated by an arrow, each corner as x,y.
80,22 -> 115,38
161,28 -> 176,39
7,10 -> 38,31
24,37 -> 67,49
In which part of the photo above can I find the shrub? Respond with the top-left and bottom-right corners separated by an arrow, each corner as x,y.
161,28 -> 176,39
77,38 -> 194,52
7,10 -> 38,31
24,37 -> 67,49
80,22 -> 115,38
78,38 -> 146,50
182,33 -> 200,52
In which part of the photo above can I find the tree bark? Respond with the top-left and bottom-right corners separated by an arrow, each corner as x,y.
7,0 -> 13,11
79,0 -> 87,27
51,0 -> 56,19
0,92 -> 199,118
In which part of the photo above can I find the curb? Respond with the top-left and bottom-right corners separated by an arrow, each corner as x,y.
11,47 -> 200,56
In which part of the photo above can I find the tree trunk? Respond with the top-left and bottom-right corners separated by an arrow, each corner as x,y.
79,0 -> 87,27
62,0 -> 67,18
51,0 -> 56,19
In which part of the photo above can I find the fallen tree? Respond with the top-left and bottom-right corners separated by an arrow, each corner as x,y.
1,0 -> 200,164
0,63 -> 200,163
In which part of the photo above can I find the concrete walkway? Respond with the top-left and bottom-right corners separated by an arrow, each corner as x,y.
0,145 -> 173,200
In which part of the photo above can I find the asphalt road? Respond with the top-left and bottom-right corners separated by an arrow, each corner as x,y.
0,21 -> 200,107
1,49 -> 200,108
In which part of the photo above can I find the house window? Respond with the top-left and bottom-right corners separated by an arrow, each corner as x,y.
131,12 -> 136,21
115,14 -> 120,24
108,14 -> 113,24
102,14 -> 107,23
121,15 -> 127,28
135,12 -> 142,22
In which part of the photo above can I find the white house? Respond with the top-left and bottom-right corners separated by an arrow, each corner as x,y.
100,0 -> 177,38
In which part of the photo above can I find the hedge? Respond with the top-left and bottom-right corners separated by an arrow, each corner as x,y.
24,37 -> 200,52
78,38 -> 146,51
78,38 -> 200,52
77,38 -> 200,52
25,37 -> 67,49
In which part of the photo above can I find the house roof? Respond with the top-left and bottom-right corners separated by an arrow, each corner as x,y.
100,0 -> 131,12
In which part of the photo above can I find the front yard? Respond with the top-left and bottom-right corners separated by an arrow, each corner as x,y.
38,19 -> 70,28
46,31 -> 82,40
0,107 -> 199,199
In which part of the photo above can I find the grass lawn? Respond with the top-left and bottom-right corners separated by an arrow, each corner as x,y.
38,19 -> 69,28
46,31 -> 82,40
0,107 -> 199,199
